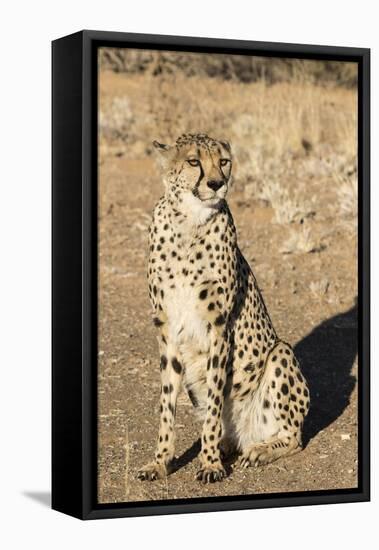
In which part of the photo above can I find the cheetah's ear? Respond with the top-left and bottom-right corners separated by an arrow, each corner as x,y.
152,140 -> 175,170
220,140 -> 232,155
153,140 -> 171,152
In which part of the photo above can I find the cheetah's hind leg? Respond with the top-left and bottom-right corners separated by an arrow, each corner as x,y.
239,341 -> 310,468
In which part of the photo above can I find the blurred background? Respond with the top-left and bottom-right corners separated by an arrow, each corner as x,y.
98,49 -> 358,503
99,49 -> 357,235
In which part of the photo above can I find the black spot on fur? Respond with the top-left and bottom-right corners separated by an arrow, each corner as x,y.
172,357 -> 182,374
214,314 -> 225,326
199,289 -> 208,300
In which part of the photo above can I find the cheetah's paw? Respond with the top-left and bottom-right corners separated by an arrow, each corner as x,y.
240,444 -> 272,468
137,462 -> 167,481
196,463 -> 226,483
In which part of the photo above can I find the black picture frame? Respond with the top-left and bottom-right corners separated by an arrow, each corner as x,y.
52,30 -> 370,520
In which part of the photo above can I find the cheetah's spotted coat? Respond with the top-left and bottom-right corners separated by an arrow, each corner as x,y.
137,133 -> 310,483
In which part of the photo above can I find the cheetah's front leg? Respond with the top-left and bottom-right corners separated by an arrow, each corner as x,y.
138,342 -> 183,481
196,328 -> 229,483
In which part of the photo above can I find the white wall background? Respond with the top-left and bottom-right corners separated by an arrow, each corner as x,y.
0,0 -> 376,548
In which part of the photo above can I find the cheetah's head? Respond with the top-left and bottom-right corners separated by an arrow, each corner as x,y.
153,133 -> 233,206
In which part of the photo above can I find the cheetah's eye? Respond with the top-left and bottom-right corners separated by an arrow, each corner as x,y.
187,159 -> 201,167
220,159 -> 231,167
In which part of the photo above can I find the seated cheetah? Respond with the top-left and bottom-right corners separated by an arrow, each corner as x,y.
138,133 -> 310,483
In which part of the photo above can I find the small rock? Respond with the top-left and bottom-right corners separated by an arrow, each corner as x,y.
341,434 -> 351,441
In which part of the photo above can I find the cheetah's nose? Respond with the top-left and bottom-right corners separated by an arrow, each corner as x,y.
207,180 -> 224,192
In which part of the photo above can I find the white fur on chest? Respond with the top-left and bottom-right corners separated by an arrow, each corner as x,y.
165,279 -> 210,352
180,193 -> 219,228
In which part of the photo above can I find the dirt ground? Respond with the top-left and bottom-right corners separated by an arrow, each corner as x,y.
97,68 -> 358,504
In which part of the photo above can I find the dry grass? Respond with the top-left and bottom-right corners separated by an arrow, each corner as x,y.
335,171 -> 358,233
98,67 -> 357,257
310,278 -> 330,298
257,180 -> 313,224
281,225 -> 323,255
99,71 -> 357,163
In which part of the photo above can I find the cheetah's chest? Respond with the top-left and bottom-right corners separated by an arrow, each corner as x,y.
164,276 -> 211,353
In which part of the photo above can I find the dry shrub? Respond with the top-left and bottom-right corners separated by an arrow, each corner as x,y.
310,278 -> 330,298
329,168 -> 358,234
281,225 -> 323,255
99,96 -> 134,140
258,180 -> 313,224
99,49 -> 358,88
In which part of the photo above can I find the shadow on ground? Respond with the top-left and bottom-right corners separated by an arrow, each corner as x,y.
170,439 -> 237,477
296,302 -> 358,446
169,439 -> 201,475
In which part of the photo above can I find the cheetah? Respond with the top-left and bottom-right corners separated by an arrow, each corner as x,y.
137,133 -> 310,483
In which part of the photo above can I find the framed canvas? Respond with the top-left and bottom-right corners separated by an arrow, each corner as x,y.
52,30 -> 370,520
